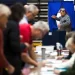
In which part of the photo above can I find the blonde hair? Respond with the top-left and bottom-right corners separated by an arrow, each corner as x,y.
0,4 -> 11,17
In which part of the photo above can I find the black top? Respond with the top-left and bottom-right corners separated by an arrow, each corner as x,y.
4,20 -> 21,57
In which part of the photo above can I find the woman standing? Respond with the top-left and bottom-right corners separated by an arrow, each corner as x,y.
0,4 -> 14,75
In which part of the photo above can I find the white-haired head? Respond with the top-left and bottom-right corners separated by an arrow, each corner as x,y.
65,37 -> 73,50
0,4 -> 11,17
33,21 -> 49,32
24,4 -> 39,13
24,5 -> 29,10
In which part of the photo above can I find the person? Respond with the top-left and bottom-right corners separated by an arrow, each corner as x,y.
19,4 -> 39,25
0,4 -> 15,75
54,37 -> 75,69
54,35 -> 75,75
3,3 -> 25,75
19,21 -> 49,68
51,8 -> 71,32
57,31 -> 75,60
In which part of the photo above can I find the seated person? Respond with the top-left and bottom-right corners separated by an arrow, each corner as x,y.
57,31 -> 75,60
51,8 -> 71,32
54,37 -> 75,68
54,35 -> 75,75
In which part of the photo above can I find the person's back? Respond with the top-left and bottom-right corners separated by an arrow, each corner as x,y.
19,23 -> 32,53
3,20 -> 21,75
3,3 -> 25,75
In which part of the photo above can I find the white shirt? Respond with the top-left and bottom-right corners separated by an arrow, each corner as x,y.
19,15 -> 28,25
56,12 -> 61,29
55,53 -> 75,68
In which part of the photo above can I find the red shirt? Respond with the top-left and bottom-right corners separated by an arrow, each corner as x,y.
0,29 -> 9,68
19,24 -> 32,52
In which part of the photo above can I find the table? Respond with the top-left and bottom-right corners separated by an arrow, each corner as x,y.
29,50 -> 69,75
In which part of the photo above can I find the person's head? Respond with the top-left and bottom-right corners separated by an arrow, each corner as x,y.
60,8 -> 66,17
32,21 -> 49,40
24,4 -> 39,20
10,3 -> 25,22
0,4 -> 11,28
65,36 -> 75,53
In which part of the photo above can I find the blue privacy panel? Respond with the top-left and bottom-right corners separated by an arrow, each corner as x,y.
48,2 -> 61,31
48,1 -> 75,31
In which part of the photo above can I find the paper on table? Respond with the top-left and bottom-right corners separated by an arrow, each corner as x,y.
41,72 -> 56,75
46,59 -> 62,64
41,67 -> 54,72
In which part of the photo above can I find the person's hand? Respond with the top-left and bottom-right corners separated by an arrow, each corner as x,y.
45,64 -> 53,67
51,15 -> 56,19
6,65 -> 15,74
57,24 -> 61,29
36,62 -> 45,68
25,42 -> 30,48
62,59 -> 69,62
56,55 -> 64,60
54,69 -> 60,74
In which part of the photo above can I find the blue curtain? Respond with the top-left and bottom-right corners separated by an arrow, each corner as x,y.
48,1 -> 75,31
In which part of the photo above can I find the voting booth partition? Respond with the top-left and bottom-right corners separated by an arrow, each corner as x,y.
42,31 -> 66,49
48,1 -> 75,31
45,1 -> 75,49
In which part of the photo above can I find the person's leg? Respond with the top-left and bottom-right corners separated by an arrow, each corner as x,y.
0,69 -> 3,75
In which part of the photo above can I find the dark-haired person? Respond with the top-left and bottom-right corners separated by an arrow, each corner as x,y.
51,8 -> 71,32
3,3 -> 25,75
0,4 -> 15,75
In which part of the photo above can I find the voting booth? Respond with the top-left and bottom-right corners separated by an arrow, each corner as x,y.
42,31 -> 66,48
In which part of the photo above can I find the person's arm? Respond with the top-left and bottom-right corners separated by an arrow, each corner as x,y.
28,45 -> 36,61
51,15 -> 61,21
55,17 -> 61,21
20,43 -> 26,51
21,44 -> 38,67
55,53 -> 75,68
54,68 -> 75,75
21,52 -> 38,67
60,16 -> 71,27
60,68 -> 75,75
54,61 -> 75,75
65,52 -> 72,59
